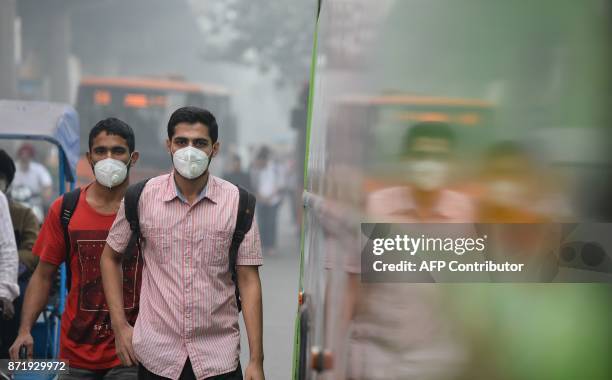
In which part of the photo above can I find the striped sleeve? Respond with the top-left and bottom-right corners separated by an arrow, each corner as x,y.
236,209 -> 263,266
106,198 -> 132,254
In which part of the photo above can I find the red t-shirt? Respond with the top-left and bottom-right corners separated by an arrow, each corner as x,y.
33,184 -> 142,370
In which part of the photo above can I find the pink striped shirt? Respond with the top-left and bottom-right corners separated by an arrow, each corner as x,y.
107,173 -> 263,379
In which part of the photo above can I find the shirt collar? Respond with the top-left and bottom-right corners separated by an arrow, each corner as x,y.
163,172 -> 219,204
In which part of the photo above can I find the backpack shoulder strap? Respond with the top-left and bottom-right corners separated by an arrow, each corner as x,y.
124,178 -> 151,256
60,187 -> 81,292
229,185 -> 256,312
229,186 -> 256,267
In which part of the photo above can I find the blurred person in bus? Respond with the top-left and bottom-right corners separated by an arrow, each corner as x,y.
0,189 -> 19,357
478,141 -> 571,223
476,141 -> 570,281
9,118 -> 142,379
100,107 -> 264,380
367,121 -> 474,221
339,122 -> 472,380
223,152 -> 253,192
0,150 -> 40,358
251,145 -> 282,256
12,143 -> 53,218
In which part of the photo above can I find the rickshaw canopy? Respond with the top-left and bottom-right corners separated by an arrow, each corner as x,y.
0,100 -> 79,182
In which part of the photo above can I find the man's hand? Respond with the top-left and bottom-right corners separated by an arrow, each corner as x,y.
0,298 -> 14,320
9,332 -> 34,360
113,323 -> 138,366
244,360 -> 265,380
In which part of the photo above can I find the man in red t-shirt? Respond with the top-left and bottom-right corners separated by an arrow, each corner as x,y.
9,118 -> 142,379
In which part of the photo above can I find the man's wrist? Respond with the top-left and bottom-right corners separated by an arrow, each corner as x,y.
111,318 -> 130,331
249,355 -> 264,365
17,325 -> 32,335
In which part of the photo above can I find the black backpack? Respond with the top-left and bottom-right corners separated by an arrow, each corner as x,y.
60,179 -> 256,311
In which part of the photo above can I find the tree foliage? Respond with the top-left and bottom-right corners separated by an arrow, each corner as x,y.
191,0 -> 316,86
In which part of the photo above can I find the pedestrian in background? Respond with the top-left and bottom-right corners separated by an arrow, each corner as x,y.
251,146 -> 282,256
223,153 -> 253,192
12,143 -> 53,220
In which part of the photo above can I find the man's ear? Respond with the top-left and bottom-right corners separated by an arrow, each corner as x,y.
86,151 -> 93,167
166,139 -> 172,154
211,141 -> 220,158
129,151 -> 140,167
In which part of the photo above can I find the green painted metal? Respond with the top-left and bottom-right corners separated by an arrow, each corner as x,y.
291,2 -> 321,378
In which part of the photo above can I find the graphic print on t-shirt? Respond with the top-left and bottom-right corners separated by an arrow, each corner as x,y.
66,229 -> 141,343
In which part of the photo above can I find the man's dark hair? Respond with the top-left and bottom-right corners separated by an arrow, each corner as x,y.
256,146 -> 271,161
0,149 -> 16,187
89,118 -> 135,153
167,106 -> 218,143
402,121 -> 455,154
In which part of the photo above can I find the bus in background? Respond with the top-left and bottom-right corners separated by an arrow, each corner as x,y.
75,76 -> 237,183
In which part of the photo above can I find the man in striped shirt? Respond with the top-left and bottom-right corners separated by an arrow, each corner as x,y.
101,107 -> 264,380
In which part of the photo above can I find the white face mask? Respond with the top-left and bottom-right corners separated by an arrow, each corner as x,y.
94,157 -> 129,189
172,146 -> 210,179
409,159 -> 449,191
487,180 -> 525,208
